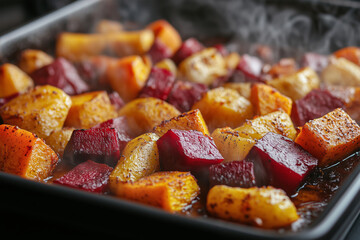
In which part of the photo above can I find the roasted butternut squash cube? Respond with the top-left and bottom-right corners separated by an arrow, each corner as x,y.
0,85 -> 71,139
0,124 -> 58,180
0,63 -> 33,98
118,97 -> 180,137
192,87 -> 253,132
223,82 -> 252,99
112,171 -> 199,212
235,110 -> 297,141
56,33 -> 107,62
106,55 -> 151,102
211,127 -> 256,162
206,185 -> 299,229
19,49 -> 54,74
146,20 -> 182,55
153,109 -> 209,137
178,48 -> 228,86
44,127 -> 75,157
65,91 -> 117,129
109,133 -> 159,188
295,108 -> 360,166
250,83 -> 292,116
321,57 -> 360,87
106,29 -> 155,57
268,67 -> 320,100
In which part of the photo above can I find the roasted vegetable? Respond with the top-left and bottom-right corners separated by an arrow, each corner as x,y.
206,185 -> 299,229
19,49 -> 54,74
192,87 -> 253,132
118,97 -> 180,137
0,85 -> 72,139
65,90 -> 117,129
45,127 -> 74,157
295,108 -> 360,166
321,57 -> 360,87
0,63 -> 33,98
112,171 -> 199,212
333,46 -> 360,66
0,124 -> 58,180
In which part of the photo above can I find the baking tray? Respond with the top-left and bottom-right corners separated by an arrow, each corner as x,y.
1,0 -> 360,238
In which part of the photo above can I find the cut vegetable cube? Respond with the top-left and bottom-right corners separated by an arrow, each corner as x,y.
53,160 -> 113,193
206,185 -> 299,229
333,46 -> 360,66
63,127 -> 121,167
192,87 -> 253,132
0,63 -> 33,98
147,38 -> 173,64
138,67 -> 175,100
45,127 -> 75,157
118,97 -> 180,137
250,83 -> 293,116
0,124 -> 58,180
235,54 -> 263,82
209,160 -> 256,188
247,132 -> 318,194
301,52 -> 329,73
19,49 -> 54,74
295,108 -> 360,166
172,38 -> 205,65
157,129 -> 224,173
112,171 -> 199,212
65,90 -> 117,129
291,89 -> 344,126
30,58 -> 89,95
321,57 -> 360,87
91,116 -> 132,144
153,109 -> 209,137
0,85 -> 72,139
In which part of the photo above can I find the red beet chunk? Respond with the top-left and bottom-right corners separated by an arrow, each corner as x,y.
148,39 -> 173,64
246,132 -> 318,195
291,89 -> 344,126
157,129 -> 224,173
138,67 -> 176,100
108,91 -> 125,110
30,57 -> 89,95
231,54 -> 263,83
212,44 -> 228,56
209,161 -> 256,188
172,38 -> 205,65
53,160 -> 113,193
301,52 -> 329,73
167,80 -> 208,112
92,116 -> 132,150
63,127 -> 121,167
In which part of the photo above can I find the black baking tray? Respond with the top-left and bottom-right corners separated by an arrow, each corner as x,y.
1,0 -> 360,239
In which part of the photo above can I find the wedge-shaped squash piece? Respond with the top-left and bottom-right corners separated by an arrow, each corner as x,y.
295,108 -> 360,166
321,57 -> 360,87
192,87 -> 253,132
235,110 -> 297,141
211,127 -> 256,162
146,20 -> 182,55
109,132 -> 159,192
65,91 -> 117,129
178,48 -> 228,86
19,49 -> 54,74
118,97 -> 180,137
0,124 -> 58,180
207,185 -> 299,229
268,67 -> 320,100
106,55 -> 151,103
0,63 -> 34,98
112,171 -> 199,212
0,85 -> 71,139
45,127 -> 74,157
153,109 -> 209,137
250,83 -> 292,116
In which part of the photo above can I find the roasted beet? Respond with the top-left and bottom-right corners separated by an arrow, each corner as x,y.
209,161 -> 256,188
172,38 -> 205,65
167,80 -> 208,112
63,127 -> 121,167
246,132 -> 318,195
301,52 -> 329,73
30,57 -> 89,95
291,89 -> 345,126
148,39 -> 173,64
138,67 -> 176,100
53,160 -> 113,193
231,54 -> 263,83
108,91 -> 125,110
157,129 -> 224,173
92,116 -> 132,149
213,44 -> 228,56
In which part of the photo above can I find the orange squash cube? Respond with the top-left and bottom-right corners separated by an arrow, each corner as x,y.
333,46 -> 360,66
19,49 -> 54,74
0,63 -> 33,98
